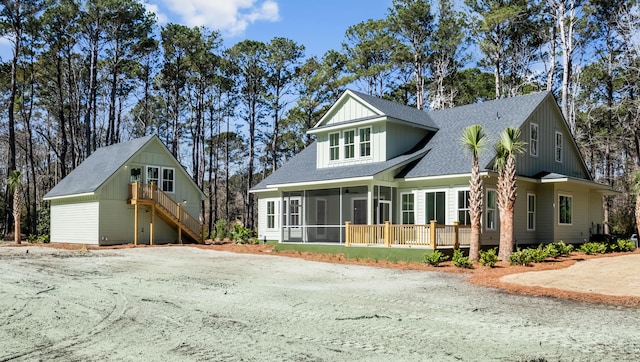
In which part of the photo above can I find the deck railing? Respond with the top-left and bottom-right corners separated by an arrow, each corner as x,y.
345,220 -> 471,249
129,182 -> 203,242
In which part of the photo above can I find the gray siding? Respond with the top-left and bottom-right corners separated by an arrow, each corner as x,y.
517,97 -> 588,179
385,122 -> 429,159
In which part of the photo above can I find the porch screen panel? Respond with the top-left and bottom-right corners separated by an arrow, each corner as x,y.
425,191 -> 445,224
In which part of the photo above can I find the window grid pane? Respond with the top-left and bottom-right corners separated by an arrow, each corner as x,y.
344,130 -> 355,159
329,133 -> 339,161
530,123 -> 538,156
401,194 -> 414,224
359,128 -> 371,157
486,190 -> 496,230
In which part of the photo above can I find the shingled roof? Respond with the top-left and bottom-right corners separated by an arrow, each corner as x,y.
44,135 -> 156,199
398,91 -> 551,178
252,90 -> 555,191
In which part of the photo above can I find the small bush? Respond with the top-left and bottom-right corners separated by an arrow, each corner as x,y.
580,242 -> 607,255
27,234 -> 49,244
530,245 -> 549,263
544,241 -> 573,258
479,248 -> 499,267
508,248 -> 534,266
423,250 -> 449,266
214,219 -> 229,240
230,224 -> 255,244
452,249 -> 473,269
610,239 -> 636,252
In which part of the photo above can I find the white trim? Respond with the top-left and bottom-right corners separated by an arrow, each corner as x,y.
146,165 -> 160,185
558,193 -> 573,226
527,193 -> 536,231
266,200 -> 276,230
161,167 -> 175,193
424,189 -> 447,224
43,192 -> 96,201
455,188 -> 471,226
485,188 -> 497,231
343,129 -> 355,159
377,200 -> 392,224
307,117 -> 386,134
530,122 -> 539,157
328,132 -> 340,161
400,191 -> 415,224
555,131 -> 563,163
403,172 -> 489,182
262,176 -> 375,190
358,126 -> 372,158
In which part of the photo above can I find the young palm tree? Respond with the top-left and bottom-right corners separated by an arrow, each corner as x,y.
494,128 -> 525,261
461,125 -> 487,261
7,170 -> 24,244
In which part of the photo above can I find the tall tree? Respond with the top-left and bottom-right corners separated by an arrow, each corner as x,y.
227,40 -> 268,230
461,125 -> 487,261
494,127 -> 525,260
387,0 -> 434,110
264,37 -> 304,173
429,0 -> 467,110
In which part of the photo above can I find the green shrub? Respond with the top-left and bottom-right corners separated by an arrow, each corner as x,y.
479,248 -> 499,267
530,245 -> 549,263
452,249 -> 473,269
27,234 -> 49,244
230,224 -> 255,244
612,239 -> 636,252
423,250 -> 449,266
580,242 -> 607,255
508,248 -> 534,266
544,241 -> 573,258
214,219 -> 229,240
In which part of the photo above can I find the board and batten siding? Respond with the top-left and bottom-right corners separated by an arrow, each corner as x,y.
517,97 -> 588,179
324,96 -> 378,125
257,193 -> 281,242
553,184 -> 592,243
316,123 -> 386,167
50,198 -> 99,244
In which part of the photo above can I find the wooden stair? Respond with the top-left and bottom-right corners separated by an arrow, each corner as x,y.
128,182 -> 203,244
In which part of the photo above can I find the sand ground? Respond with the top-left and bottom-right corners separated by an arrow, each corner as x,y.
1,245 -> 640,361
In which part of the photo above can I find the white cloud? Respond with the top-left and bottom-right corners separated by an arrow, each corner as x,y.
158,0 -> 280,36
143,1 -> 170,25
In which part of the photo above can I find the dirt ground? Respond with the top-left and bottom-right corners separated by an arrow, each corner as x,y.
1,243 -> 640,361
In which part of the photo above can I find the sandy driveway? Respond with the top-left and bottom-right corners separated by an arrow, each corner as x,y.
1,246 -> 639,361
501,253 -> 640,297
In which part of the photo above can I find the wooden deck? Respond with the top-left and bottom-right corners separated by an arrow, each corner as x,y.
128,182 -> 204,245
345,221 -> 470,249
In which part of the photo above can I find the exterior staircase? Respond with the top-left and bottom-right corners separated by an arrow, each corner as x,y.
128,182 -> 203,244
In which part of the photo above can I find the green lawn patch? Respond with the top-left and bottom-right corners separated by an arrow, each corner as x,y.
273,243 -> 436,263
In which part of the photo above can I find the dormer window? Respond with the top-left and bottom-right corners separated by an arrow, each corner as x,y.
344,130 -> 355,159
329,133 -> 340,161
530,123 -> 538,156
359,127 -> 371,157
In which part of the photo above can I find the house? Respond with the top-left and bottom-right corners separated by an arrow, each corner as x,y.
251,89 -> 613,247
43,135 -> 205,246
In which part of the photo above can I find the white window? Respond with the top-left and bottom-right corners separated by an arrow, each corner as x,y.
162,167 -> 175,193
401,193 -> 414,224
559,194 -> 572,225
457,190 -> 471,226
425,191 -> 446,225
343,130 -> 355,159
289,199 -> 301,226
146,166 -> 159,185
359,127 -> 371,157
486,189 -> 497,230
530,123 -> 538,157
329,132 -> 340,161
527,193 -> 536,230
555,131 -> 563,163
267,201 -> 275,229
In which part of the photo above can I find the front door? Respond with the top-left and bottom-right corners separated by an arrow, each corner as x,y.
353,198 -> 368,224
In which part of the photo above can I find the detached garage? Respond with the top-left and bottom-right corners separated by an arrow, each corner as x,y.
44,135 -> 205,245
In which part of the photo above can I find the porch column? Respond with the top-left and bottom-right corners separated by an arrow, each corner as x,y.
134,203 -> 139,246
150,204 -> 155,246
367,184 -> 373,225
339,188 -> 343,244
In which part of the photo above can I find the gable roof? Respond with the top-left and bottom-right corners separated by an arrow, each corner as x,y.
310,89 -> 439,132
252,140 -> 430,190
44,135 -> 204,200
399,91 -> 551,179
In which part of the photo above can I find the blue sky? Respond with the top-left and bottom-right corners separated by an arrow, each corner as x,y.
145,0 -> 394,58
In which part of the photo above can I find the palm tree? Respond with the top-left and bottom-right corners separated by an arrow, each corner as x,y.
461,125 -> 487,261
494,128 -> 525,261
7,170 -> 24,244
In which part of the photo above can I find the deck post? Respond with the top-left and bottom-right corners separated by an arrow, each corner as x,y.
453,221 -> 460,250
384,221 -> 391,247
134,203 -> 139,246
345,221 -> 351,247
430,220 -> 437,249
150,204 -> 155,246
177,203 -> 182,244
